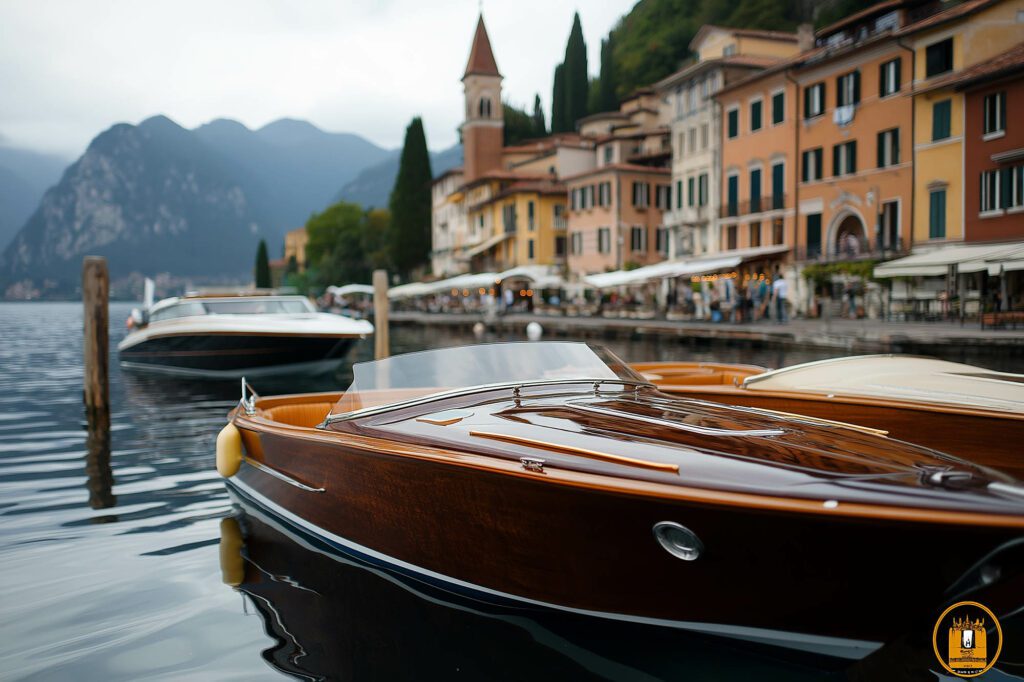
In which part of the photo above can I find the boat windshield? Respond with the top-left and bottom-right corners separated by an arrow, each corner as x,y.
202,298 -> 315,315
333,342 -> 644,416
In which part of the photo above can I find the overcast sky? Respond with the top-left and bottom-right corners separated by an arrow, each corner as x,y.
0,1 -> 636,159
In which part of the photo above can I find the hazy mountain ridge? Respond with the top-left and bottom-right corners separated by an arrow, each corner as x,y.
0,146 -> 70,251
335,144 -> 463,209
0,116 -> 393,298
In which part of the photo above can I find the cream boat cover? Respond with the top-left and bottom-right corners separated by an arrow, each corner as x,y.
742,355 -> 1024,414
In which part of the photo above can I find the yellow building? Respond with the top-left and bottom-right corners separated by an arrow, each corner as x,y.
283,226 -> 308,271
908,0 -> 1024,244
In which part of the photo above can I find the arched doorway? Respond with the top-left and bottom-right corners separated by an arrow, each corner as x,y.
833,213 -> 867,259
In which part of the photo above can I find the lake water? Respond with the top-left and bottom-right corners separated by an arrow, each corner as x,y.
0,302 -> 1016,680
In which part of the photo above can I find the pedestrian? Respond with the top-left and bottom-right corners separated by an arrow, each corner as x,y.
771,269 -> 788,324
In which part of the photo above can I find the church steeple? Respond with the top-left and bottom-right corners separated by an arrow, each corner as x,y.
463,15 -> 501,79
461,14 -> 503,182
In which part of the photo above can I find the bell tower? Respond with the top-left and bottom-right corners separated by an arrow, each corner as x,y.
461,15 -> 503,183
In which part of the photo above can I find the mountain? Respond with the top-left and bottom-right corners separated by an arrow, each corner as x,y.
0,116 -> 391,297
335,144 -> 463,209
0,147 -> 70,250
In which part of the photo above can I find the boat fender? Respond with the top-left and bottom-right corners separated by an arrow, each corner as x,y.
219,517 -> 244,587
216,423 -> 243,478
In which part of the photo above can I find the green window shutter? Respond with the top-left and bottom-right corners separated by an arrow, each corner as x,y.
687,177 -> 694,207
835,76 -> 843,107
727,176 -> 738,216
728,109 -> 738,137
772,163 -> 784,208
676,180 -> 682,209
893,129 -> 900,164
750,169 -> 761,212
803,88 -> 811,119
853,71 -> 861,105
848,141 -> 857,174
772,92 -> 784,124
929,190 -> 946,238
751,101 -> 762,130
807,214 -> 822,256
877,132 -> 885,168
933,100 -> 951,141
1001,168 -> 1012,209
801,152 -> 808,182
893,58 -> 901,92
878,63 -> 886,97
833,145 -> 841,176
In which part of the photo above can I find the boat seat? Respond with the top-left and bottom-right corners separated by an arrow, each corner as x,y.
262,402 -> 335,428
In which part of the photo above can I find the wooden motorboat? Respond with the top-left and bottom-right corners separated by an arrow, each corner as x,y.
118,290 -> 373,377
216,342 -> 1024,659
632,356 -> 1024,480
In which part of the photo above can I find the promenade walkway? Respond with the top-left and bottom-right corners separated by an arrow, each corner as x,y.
389,311 -> 1024,355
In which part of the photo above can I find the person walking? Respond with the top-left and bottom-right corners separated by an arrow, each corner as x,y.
771,269 -> 789,324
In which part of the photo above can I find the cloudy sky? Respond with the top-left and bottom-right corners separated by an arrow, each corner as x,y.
0,0 -> 636,159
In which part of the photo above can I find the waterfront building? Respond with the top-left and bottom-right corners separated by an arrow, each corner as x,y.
565,90 -> 671,278
284,226 -> 308,271
656,26 -> 800,261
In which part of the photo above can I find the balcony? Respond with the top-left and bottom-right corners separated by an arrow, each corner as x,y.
553,215 -> 568,230
795,237 -> 907,263
719,195 -> 787,219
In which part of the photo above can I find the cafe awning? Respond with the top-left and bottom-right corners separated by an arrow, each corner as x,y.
326,284 -> 374,296
874,243 -> 1024,278
460,233 -> 512,260
584,255 -> 742,289
497,265 -> 565,289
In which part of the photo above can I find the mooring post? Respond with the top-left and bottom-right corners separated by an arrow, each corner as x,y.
82,257 -> 110,429
373,269 -> 390,360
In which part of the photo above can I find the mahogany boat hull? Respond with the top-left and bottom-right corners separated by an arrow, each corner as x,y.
228,422 -> 1023,659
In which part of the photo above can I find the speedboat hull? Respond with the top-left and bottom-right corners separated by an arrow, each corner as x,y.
119,332 -> 357,377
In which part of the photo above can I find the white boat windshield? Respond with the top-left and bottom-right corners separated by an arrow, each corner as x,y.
149,297 -> 315,322
332,342 -> 644,416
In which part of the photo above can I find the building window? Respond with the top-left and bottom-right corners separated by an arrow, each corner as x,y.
687,177 -> 695,207
877,128 -> 900,168
600,182 -> 612,207
984,92 -> 1006,136
726,225 -> 738,250
981,169 -> 1003,213
554,235 -> 566,258
689,127 -> 697,152
698,174 -> 708,206
632,182 -> 650,208
750,99 -> 763,132
701,123 -> 709,149
749,222 -> 761,247
1010,165 -> 1024,209
727,107 -> 739,138
836,70 -> 861,107
478,98 -> 492,117
804,82 -> 825,119
807,214 -> 822,258
833,140 -> 857,176
527,201 -> 535,231
630,226 -> 647,252
586,184 -> 595,209
932,99 -> 952,141
771,91 -> 785,124
678,132 -> 685,156
750,168 -> 762,213
603,145 -> 613,164
925,38 -> 954,78
723,43 -> 737,57
553,204 -> 566,229
929,189 -> 946,239
772,218 -> 784,245
570,231 -> 583,255
881,201 -> 899,249
801,147 -> 823,182
502,203 -> 516,233
726,174 -> 739,217
656,227 -> 668,255
656,184 -> 671,210
675,180 -> 682,209
598,227 -> 611,254
879,58 -> 901,97
528,239 -> 535,260
771,161 -> 784,209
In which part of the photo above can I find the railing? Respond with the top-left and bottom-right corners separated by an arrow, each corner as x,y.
553,215 -> 568,230
794,237 -> 907,263
718,195 -> 787,219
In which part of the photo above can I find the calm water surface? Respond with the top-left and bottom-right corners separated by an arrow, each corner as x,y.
0,302 -> 1018,680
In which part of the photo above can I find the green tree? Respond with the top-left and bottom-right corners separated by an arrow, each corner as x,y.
387,117 -> 433,279
531,94 -> 546,136
551,63 -> 567,133
254,239 -> 271,288
504,101 -> 536,145
597,36 -> 618,112
305,201 -> 393,286
562,12 -> 589,130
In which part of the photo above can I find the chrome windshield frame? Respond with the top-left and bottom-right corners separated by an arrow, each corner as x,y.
319,378 -> 655,427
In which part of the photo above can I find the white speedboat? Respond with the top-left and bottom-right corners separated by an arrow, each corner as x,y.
118,289 -> 373,378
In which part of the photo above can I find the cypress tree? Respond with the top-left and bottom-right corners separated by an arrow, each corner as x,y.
387,117 -> 433,279
551,63 -> 567,133
597,36 -> 618,112
563,12 -> 589,130
254,239 -> 271,288
532,94 -> 546,136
